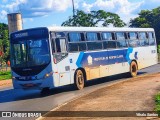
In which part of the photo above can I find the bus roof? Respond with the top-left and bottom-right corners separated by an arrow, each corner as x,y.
10,27 -> 154,35
47,27 -> 154,32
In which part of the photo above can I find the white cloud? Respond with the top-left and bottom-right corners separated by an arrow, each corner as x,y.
23,18 -> 34,23
81,0 -> 144,24
3,0 -> 27,13
51,0 -> 72,12
1,0 -> 160,24
81,0 -> 160,24
82,0 -> 143,15
136,0 -> 160,12
0,10 -> 8,20
2,0 -> 80,18
2,0 -> 8,3
82,2 -> 93,13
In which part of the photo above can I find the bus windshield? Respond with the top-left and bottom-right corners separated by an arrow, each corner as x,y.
11,39 -> 50,68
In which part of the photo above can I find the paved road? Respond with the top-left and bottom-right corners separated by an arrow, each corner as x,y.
0,64 -> 159,120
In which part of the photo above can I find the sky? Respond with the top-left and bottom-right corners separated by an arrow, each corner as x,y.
0,0 -> 160,29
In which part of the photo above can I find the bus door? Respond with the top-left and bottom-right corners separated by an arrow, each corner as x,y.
53,37 -> 71,86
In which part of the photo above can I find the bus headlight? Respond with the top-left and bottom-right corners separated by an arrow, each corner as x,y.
44,71 -> 53,79
12,76 -> 16,80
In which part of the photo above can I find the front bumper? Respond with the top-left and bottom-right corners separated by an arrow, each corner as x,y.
12,76 -> 54,90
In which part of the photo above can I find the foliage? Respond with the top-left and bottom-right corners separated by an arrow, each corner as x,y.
155,93 -> 160,116
0,23 -> 10,64
0,71 -> 11,80
62,10 -> 126,27
129,7 -> 160,44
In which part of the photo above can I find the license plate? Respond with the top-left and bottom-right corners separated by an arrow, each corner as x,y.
24,83 -> 34,87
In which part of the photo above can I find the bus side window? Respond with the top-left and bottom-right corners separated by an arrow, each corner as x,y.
148,32 -> 155,45
55,38 -> 60,52
116,32 -> 127,48
55,32 -> 65,38
128,32 -> 138,40
68,32 -> 86,52
102,32 -> 117,49
60,39 -> 67,53
116,32 -> 125,40
102,32 -> 112,40
86,32 -> 102,50
86,32 -> 101,41
68,32 -> 81,42
50,32 -> 55,54
128,32 -> 139,47
139,32 -> 149,46
55,38 -> 67,53
51,39 -> 55,53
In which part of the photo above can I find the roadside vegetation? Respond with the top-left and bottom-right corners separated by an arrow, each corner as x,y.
155,93 -> 160,116
0,71 -> 11,80
0,23 -> 10,66
158,44 -> 160,62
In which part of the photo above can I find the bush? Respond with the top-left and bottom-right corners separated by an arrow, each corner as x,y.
0,71 -> 11,80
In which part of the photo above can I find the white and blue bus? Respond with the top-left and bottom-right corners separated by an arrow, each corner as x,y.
10,27 -> 158,92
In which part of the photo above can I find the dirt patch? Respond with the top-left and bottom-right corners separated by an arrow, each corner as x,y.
40,73 -> 160,120
0,79 -> 12,89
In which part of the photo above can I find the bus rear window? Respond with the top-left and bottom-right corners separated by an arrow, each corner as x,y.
148,32 -> 155,45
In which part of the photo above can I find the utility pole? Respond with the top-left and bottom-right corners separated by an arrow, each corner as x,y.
72,0 -> 76,26
72,0 -> 75,16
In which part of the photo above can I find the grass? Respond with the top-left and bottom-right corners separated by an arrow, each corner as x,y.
0,71 -> 11,80
155,93 -> 160,116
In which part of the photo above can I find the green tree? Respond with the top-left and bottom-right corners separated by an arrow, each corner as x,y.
62,10 -> 126,27
130,7 -> 160,44
0,23 -> 10,64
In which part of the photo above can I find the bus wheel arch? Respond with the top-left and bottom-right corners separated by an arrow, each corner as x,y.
130,60 -> 138,77
74,68 -> 86,90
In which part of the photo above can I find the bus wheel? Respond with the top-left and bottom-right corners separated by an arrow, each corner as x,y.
130,61 -> 138,77
40,87 -> 50,95
74,69 -> 85,90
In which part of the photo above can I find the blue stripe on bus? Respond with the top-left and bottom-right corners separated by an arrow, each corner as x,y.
76,52 -> 84,67
76,48 -> 136,68
125,47 -> 133,64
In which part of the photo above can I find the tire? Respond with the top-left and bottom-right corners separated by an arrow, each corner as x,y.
130,61 -> 138,77
74,69 -> 85,90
